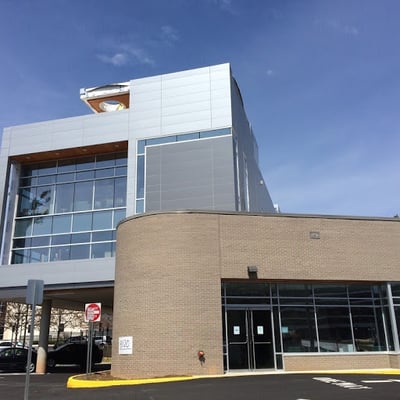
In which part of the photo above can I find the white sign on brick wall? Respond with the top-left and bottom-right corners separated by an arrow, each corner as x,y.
119,336 -> 133,355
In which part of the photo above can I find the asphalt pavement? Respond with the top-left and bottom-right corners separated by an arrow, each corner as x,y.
2,369 -> 400,400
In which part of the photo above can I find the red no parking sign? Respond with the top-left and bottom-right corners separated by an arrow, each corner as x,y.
84,302 -> 102,322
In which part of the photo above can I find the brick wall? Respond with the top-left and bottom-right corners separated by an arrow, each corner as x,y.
218,213 -> 400,281
111,211 -> 400,378
284,353 -> 392,371
111,213 -> 224,378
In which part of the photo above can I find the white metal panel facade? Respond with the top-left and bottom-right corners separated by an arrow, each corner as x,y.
0,63 -> 273,294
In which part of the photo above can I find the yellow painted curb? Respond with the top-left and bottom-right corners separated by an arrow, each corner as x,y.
67,374 -> 197,388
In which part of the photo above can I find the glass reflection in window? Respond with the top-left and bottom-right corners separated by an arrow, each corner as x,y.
72,213 -> 92,232
93,211 -> 112,230
55,183 -> 74,213
32,217 -> 52,235
70,245 -> 90,260
52,215 -> 71,234
281,306 -> 317,352
94,179 -> 114,209
73,181 -> 93,211
317,307 -> 353,352
92,242 -> 112,258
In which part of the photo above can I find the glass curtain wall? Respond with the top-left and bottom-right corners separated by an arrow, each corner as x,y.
11,152 -> 127,264
222,281 -> 392,367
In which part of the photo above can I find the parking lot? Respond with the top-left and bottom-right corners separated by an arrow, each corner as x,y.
1,370 -> 400,400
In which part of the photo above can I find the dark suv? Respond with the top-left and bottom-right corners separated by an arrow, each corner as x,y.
46,342 -> 103,369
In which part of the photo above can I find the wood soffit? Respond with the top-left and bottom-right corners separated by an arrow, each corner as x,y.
10,141 -> 128,164
85,93 -> 130,113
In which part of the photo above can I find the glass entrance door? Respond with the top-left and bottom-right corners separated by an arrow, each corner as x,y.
226,308 -> 274,370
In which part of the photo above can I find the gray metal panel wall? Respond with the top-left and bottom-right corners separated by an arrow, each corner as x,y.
145,136 -> 236,212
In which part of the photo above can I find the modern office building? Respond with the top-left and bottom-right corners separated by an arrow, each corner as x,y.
1,64 -> 400,378
0,63 -> 274,371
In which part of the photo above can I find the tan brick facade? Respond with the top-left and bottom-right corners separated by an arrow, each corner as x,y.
111,211 -> 400,379
284,353 -> 395,370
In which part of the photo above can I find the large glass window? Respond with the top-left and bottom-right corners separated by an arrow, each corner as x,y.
281,306 -> 317,352
352,306 -> 385,351
30,247 -> 49,263
70,245 -> 90,260
114,209 -> 126,228
52,215 -> 71,234
222,282 -> 390,355
11,151 -> 127,264
32,217 -> 52,235
74,181 -> 93,211
55,183 -> 74,213
317,307 -> 353,352
94,179 -> 114,209
93,211 -> 112,230
72,213 -> 92,232
14,220 -> 33,237
92,242 -> 113,258
114,177 -> 127,207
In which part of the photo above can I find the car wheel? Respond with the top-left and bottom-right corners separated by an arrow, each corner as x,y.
47,358 -> 56,368
26,361 -> 36,373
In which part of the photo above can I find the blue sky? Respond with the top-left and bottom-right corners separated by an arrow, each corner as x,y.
0,0 -> 399,217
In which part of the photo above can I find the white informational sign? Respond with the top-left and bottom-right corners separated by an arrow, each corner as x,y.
281,326 -> 289,334
119,336 -> 133,355
84,303 -> 102,322
233,326 -> 240,335
257,326 -> 264,335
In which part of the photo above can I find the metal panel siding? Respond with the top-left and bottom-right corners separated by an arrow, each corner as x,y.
130,77 -> 162,135
145,136 -> 235,212
160,72 -> 212,134
130,64 -> 231,137
162,91 -> 210,108
6,111 -> 129,156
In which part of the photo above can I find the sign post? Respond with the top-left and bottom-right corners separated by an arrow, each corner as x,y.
24,280 -> 44,400
84,303 -> 101,375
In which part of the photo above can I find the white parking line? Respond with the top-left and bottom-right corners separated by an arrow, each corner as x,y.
313,377 -> 371,390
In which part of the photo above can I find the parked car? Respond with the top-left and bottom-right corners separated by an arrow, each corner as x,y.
46,342 -> 103,369
54,335 -> 111,349
65,335 -> 88,344
0,347 -> 36,372
53,335 -> 87,348
0,341 -> 25,351
93,335 -> 112,348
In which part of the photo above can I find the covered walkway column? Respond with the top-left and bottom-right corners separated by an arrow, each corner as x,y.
36,299 -> 52,374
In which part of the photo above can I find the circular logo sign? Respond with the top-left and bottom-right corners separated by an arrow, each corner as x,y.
85,303 -> 101,322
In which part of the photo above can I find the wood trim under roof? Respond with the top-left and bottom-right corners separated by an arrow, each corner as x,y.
10,141 -> 128,164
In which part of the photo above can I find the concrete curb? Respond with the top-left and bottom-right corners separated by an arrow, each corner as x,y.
67,369 -> 400,389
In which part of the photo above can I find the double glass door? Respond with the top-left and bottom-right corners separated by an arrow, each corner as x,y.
226,308 -> 274,370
